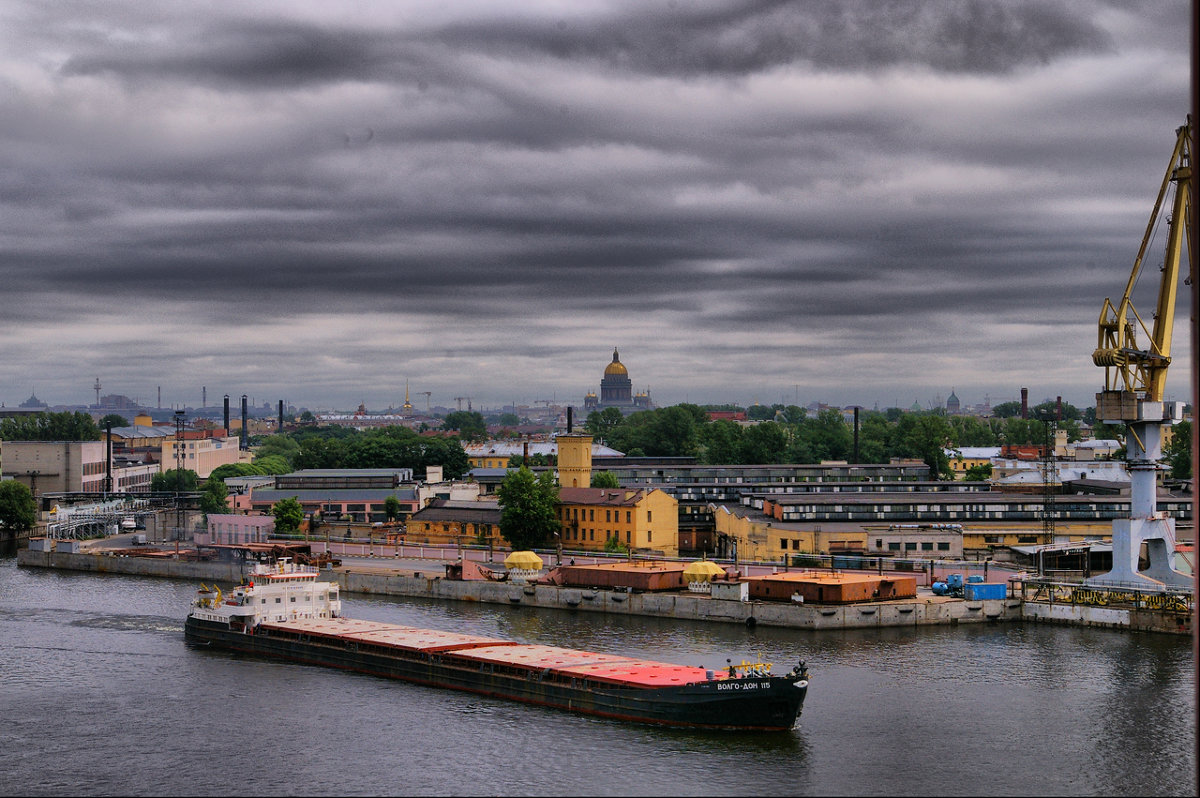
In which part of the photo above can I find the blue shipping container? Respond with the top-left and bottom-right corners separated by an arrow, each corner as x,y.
965,582 -> 1007,600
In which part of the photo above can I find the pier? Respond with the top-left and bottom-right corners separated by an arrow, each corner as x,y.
16,543 -> 1193,635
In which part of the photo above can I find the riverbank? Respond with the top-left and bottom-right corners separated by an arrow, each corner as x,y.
14,545 -> 1193,635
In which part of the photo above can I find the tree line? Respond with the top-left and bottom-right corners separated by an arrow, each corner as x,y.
580,400 -> 1183,480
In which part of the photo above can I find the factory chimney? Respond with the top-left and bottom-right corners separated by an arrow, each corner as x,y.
240,394 -> 248,450
223,395 -> 230,436
1020,388 -> 1029,419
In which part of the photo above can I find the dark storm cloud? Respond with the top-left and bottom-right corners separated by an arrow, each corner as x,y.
437,0 -> 1112,76
0,0 -> 1190,410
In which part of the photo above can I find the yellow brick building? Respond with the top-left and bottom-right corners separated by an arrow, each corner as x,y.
710,504 -> 867,561
558,486 -> 678,558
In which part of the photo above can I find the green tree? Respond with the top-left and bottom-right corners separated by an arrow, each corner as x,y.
494,412 -> 520,427
893,413 -> 954,479
745,404 -> 775,421
584,407 -> 626,441
699,419 -> 743,464
607,405 -> 702,458
199,478 -> 229,517
99,413 -> 130,429
253,435 -> 301,468
963,463 -> 993,482
604,534 -> 630,554
0,481 -> 37,531
803,409 -> 853,461
151,468 -> 199,492
208,462 -> 267,481
991,401 -> 1023,418
590,470 -> 620,488
0,411 -> 101,441
496,466 -> 560,551
384,495 -> 402,522
271,496 -> 305,533
252,454 -> 292,475
739,421 -> 789,464
442,410 -> 487,441
1164,420 -> 1192,480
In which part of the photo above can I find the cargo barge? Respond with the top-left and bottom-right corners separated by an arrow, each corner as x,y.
184,559 -> 809,730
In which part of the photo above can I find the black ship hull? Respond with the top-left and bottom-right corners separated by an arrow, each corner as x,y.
185,617 -> 806,730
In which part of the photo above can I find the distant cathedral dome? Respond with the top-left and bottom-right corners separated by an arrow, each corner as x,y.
584,349 -> 652,415
604,350 -> 628,377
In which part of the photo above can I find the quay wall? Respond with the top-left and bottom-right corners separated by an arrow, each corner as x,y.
17,548 -> 249,584
1021,600 -> 1192,636
338,568 -> 1020,630
17,549 -> 1190,634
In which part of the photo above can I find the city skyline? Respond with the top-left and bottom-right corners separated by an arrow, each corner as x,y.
1,2 -> 1192,414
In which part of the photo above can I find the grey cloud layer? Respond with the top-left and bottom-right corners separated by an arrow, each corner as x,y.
0,0 -> 1190,410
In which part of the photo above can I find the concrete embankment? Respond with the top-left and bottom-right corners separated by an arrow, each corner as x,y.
18,547 -> 1020,631
18,547 -> 1192,634
340,565 -> 1021,630
18,547 -> 250,584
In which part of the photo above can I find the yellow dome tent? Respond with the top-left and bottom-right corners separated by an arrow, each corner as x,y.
682,560 -> 726,583
504,551 -> 543,570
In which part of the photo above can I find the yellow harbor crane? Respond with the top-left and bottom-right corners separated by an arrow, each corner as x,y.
1088,117 -> 1192,589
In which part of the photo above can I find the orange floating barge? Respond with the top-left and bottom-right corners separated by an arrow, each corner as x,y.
745,571 -> 918,604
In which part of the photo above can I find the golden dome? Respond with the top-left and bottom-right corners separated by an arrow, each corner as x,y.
604,349 -> 628,376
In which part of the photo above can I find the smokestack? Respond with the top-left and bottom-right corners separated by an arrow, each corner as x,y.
278,400 -> 284,433
1055,395 -> 1062,422
105,420 -> 113,494
853,406 -> 860,464
223,395 -> 230,436
567,406 -> 573,433
202,386 -> 206,407
1020,388 -> 1028,419
157,386 -> 161,409
240,394 -> 248,450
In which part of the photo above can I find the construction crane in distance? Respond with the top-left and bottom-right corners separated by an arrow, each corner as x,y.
418,391 -> 432,412
1088,116 -> 1191,589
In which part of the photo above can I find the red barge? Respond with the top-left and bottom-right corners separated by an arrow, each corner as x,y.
184,560 -> 810,730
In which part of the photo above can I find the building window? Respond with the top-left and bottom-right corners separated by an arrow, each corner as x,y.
921,542 -> 934,551
606,510 -> 611,522
781,539 -> 789,550
647,510 -> 652,522
905,542 -> 917,551
626,511 -> 631,523
647,531 -> 652,542
589,509 -> 594,521
937,542 -> 950,551
876,539 -> 883,549
888,543 -> 901,551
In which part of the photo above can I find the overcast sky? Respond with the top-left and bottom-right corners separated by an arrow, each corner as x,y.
0,1 -> 1192,415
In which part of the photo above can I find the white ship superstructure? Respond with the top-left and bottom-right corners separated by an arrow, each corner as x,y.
190,558 -> 341,630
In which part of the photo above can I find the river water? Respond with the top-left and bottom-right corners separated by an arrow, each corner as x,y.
0,557 -> 1194,797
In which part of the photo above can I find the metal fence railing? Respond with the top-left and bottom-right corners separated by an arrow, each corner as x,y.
1018,578 -> 1194,612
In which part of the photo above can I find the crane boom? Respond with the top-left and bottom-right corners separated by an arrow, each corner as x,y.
1084,118 -> 1191,590
1092,118 -> 1192,406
